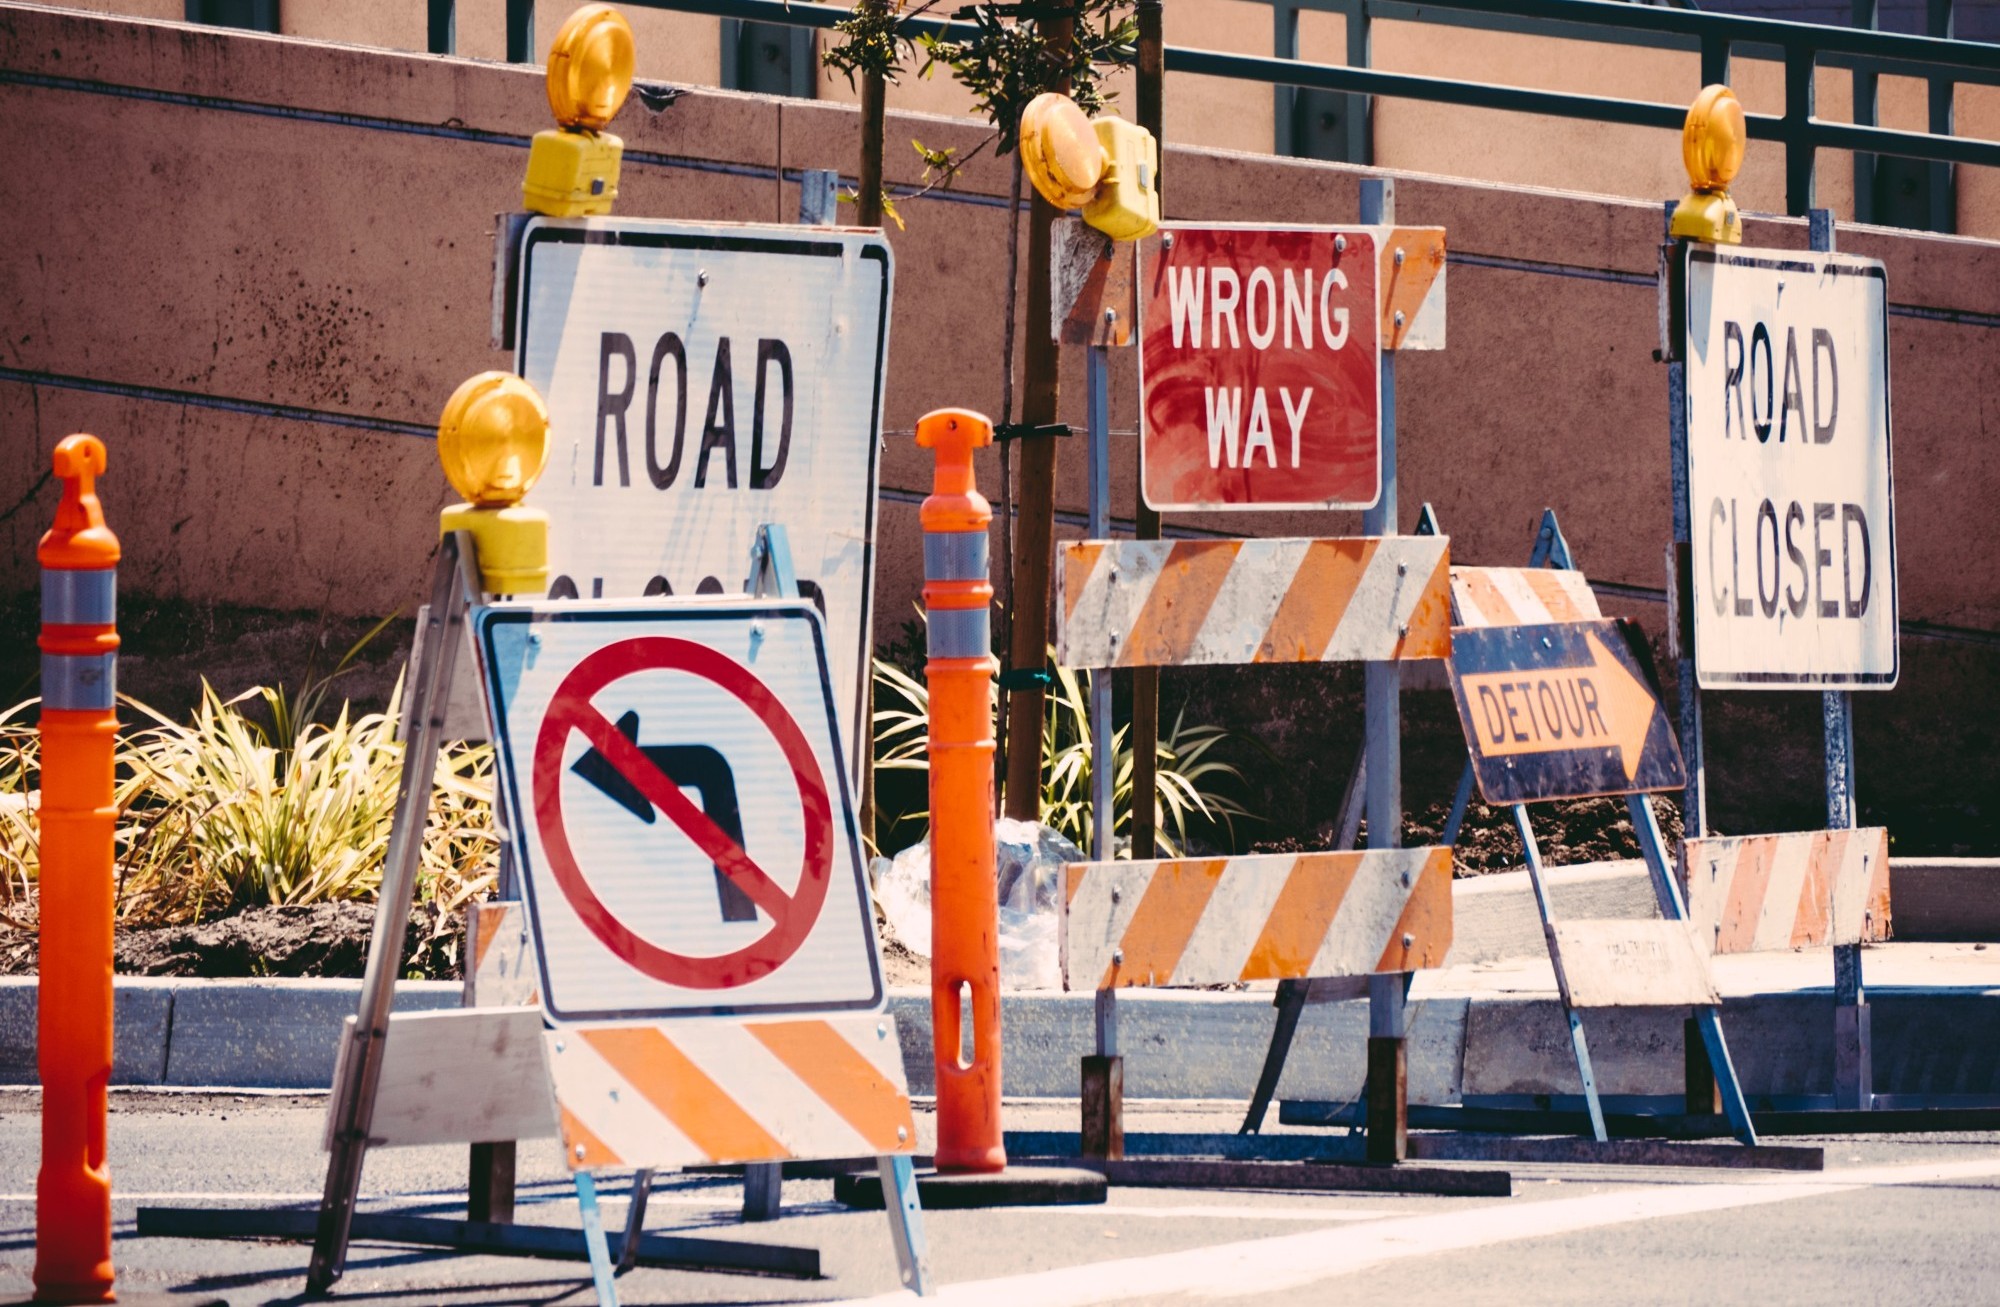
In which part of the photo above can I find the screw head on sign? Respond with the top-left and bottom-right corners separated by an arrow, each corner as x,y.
1112,948 -> 1124,966
554,1040 -> 566,1053
1400,870 -> 1411,887
698,269 -> 710,287
1162,231 -> 1174,248
897,1125 -> 910,1142
1110,886 -> 1122,904
609,1088 -> 620,1103
1394,247 -> 1405,267
1403,933 -> 1415,950
1396,561 -> 1407,577
1394,310 -> 1406,328
878,1021 -> 890,1039
576,1143 -> 587,1160
1335,235 -> 1347,253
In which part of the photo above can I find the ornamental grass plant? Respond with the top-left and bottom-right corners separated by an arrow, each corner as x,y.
873,654 -> 1255,857
0,680 -> 497,931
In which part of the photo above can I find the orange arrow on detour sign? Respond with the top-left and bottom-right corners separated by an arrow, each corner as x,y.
1447,618 -> 1685,805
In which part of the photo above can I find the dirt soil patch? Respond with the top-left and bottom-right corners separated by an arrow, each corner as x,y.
0,898 -> 465,980
1252,793 -> 1685,875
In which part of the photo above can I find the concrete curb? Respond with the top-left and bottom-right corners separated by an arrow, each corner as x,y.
6,974 -> 1999,1103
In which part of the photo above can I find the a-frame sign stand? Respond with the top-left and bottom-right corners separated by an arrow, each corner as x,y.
135,524 -> 928,1301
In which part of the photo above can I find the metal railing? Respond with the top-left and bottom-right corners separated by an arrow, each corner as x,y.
462,0 -> 2000,222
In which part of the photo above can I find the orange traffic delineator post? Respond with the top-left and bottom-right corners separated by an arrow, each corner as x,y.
35,434 -> 120,1305
917,408 -> 1006,1175
889,408 -> 1103,1210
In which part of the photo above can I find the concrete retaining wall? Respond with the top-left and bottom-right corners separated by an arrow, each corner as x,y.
8,974 -> 1997,1103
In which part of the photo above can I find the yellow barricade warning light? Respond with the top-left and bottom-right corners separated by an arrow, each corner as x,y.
1670,85 -> 1746,245
438,372 -> 552,595
1084,116 -> 1160,242
1019,91 -> 1159,241
523,4 -> 635,218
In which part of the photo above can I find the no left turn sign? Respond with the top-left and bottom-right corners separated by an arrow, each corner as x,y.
477,603 -> 883,1022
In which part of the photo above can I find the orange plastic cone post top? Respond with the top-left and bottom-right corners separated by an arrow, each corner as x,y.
35,434 -> 120,1304
917,408 -> 1006,1174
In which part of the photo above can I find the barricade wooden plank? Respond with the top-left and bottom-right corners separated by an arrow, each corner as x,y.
1450,566 -> 1601,629
546,1013 -> 918,1170
468,899 -> 538,1008
1060,849 -> 1452,990
1681,828 -> 1893,954
324,1007 -> 557,1149
1056,536 -> 1450,669
1547,921 -> 1720,1008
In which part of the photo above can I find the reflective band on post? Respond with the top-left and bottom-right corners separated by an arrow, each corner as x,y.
927,608 -> 990,661
924,532 -> 988,582
43,653 -> 116,711
41,569 -> 116,627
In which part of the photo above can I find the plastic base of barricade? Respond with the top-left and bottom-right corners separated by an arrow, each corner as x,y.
132,1206 -> 820,1278
1284,1097 -> 2000,1144
1016,1124 -> 1818,1175
1004,1132 -> 1514,1197
834,1164 -> 1108,1209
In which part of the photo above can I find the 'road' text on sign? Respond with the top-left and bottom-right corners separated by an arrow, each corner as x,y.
1682,246 -> 1897,688
1447,619 -> 1685,805
514,218 -> 892,775
1141,226 -> 1381,512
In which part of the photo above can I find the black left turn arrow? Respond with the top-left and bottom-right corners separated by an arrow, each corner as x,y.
570,710 -> 759,923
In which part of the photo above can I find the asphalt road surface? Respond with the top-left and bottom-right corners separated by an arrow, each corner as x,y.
3,1091 -> 1999,1305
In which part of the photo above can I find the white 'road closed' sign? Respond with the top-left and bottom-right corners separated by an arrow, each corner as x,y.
1682,245 -> 1898,689
514,218 -> 892,775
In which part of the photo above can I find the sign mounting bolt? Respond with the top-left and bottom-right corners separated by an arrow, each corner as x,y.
1335,235 -> 1347,253
697,269 -> 710,287
575,1143 -> 587,1160
1162,231 -> 1174,248
1394,247 -> 1406,267
897,1125 -> 910,1142
1394,310 -> 1406,328
1403,932 -> 1416,949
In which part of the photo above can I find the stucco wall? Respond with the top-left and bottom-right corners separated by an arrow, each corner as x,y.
51,0 -> 1997,237
2,5 -> 1995,844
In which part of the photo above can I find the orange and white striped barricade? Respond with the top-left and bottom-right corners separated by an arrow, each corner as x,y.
1682,827 -> 1893,1107
1024,531 -> 1502,1193
1682,828 -> 1892,956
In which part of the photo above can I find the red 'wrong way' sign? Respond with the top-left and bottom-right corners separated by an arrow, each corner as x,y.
1142,226 -> 1381,512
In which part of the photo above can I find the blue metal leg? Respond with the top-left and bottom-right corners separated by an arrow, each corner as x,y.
616,1168 -> 654,1274
1440,763 -> 1475,848
574,1171 -> 620,1307
1628,794 -> 1760,1145
878,1154 -> 931,1296
1513,805 -> 1608,1143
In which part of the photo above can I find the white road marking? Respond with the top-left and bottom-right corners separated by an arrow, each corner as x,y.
840,1157 -> 2000,1306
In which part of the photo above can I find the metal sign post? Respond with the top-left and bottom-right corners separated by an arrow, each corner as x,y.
1808,210 -> 1871,1111
1357,176 -> 1410,1162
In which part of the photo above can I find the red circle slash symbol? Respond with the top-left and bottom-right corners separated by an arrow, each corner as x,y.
533,636 -> 833,990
